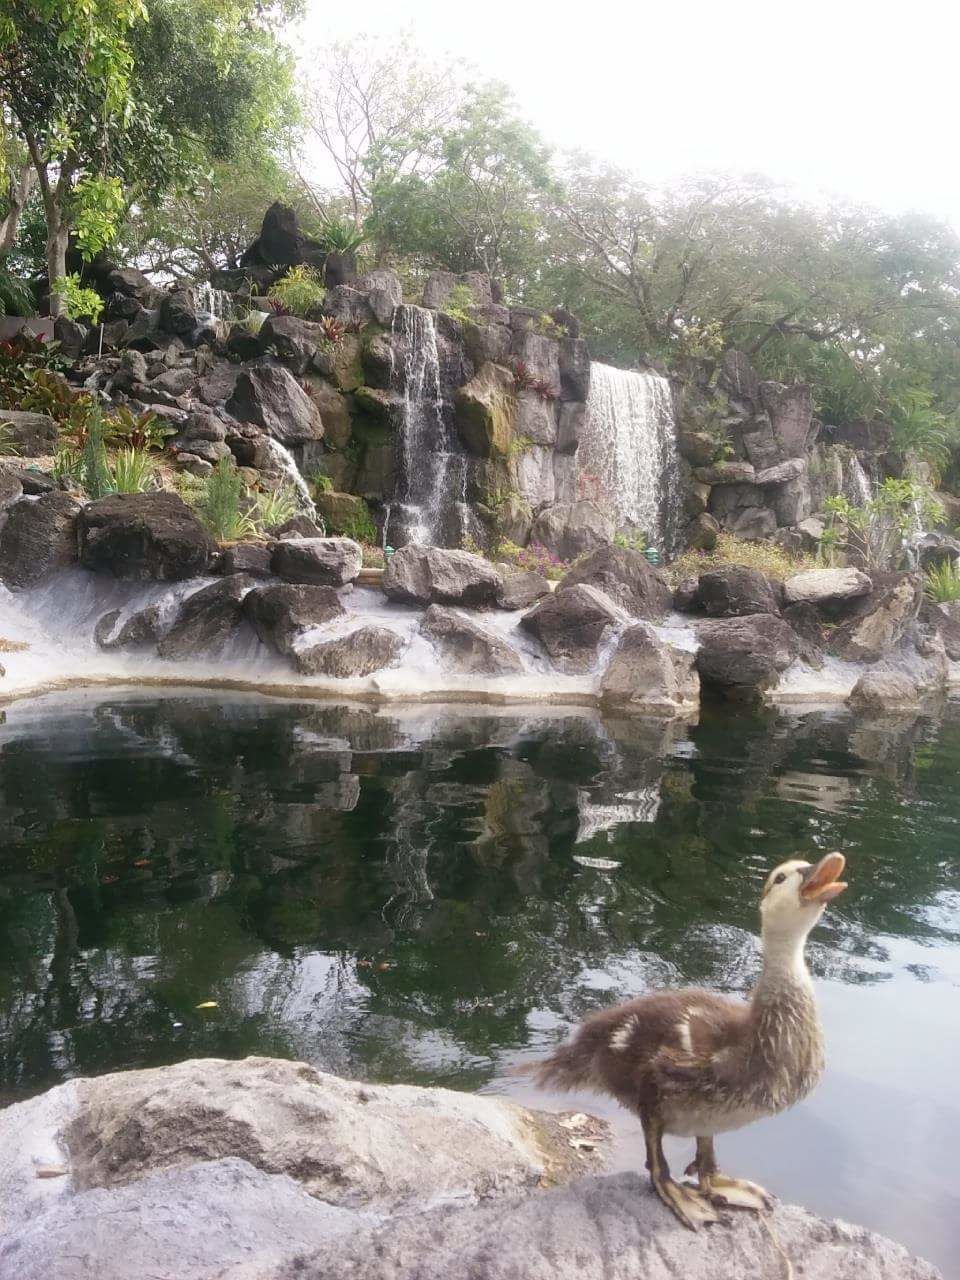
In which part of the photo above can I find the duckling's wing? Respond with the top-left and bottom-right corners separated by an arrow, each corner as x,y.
650,993 -> 750,1094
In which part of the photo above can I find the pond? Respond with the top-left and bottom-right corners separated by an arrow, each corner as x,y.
0,689 -> 957,1271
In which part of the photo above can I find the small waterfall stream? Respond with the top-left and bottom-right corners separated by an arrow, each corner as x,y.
385,305 -> 465,547
258,437 -> 319,523
580,363 -> 683,554
843,454 -> 873,506
194,282 -> 235,321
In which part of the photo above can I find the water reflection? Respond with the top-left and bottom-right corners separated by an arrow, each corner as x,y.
0,691 -> 958,1268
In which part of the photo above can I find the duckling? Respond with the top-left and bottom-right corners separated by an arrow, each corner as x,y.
530,852 -> 847,1229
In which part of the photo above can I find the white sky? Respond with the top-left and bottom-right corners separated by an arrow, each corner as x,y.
298,0 -> 960,228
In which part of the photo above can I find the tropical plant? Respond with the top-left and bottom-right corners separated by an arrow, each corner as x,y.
885,387 -> 954,482
267,266 -> 325,318
530,376 -> 558,402
318,215 -> 367,255
80,406 -> 114,499
254,485 -> 299,530
924,559 -> 960,603
197,456 -> 257,542
53,274 -> 104,323
496,539 -> 572,580
0,268 -> 35,317
511,360 -> 535,392
0,331 -> 65,405
318,315 -> 345,345
0,421 -> 20,455
820,482 -> 946,572
110,446 -> 157,493
52,444 -> 83,484
108,405 -> 174,451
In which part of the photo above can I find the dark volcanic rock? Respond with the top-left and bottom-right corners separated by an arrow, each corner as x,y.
382,545 -> 503,608
560,546 -> 671,619
1,410 -> 58,456
419,605 -> 524,675
495,569 -> 551,610
271,537 -> 362,587
296,626 -> 405,677
520,583 -> 624,673
696,614 -> 800,696
157,576 -> 253,659
217,543 -> 274,578
0,471 -> 23,511
94,604 -> 162,650
78,493 -> 216,582
697,565 -> 782,617
0,492 -> 80,588
226,365 -> 325,445
244,583 -> 345,656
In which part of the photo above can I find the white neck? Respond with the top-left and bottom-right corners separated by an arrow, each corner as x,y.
758,928 -> 812,991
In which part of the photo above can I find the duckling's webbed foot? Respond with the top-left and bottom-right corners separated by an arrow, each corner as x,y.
642,1112 -> 719,1231
686,1137 -> 775,1213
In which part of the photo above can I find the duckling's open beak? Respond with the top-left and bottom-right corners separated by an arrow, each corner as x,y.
800,852 -> 847,903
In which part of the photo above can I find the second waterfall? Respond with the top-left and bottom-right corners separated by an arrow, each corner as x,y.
580,363 -> 683,554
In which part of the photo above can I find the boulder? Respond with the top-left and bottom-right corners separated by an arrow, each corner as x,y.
719,349 -> 762,407
9,467 -> 56,496
0,492 -> 80,588
783,567 -> 871,606
270,514 -> 325,541
0,470 -> 23,511
157,575 -> 252,659
520,583 -> 625,673
271,537 -> 362,587
920,600 -> 960,661
754,457 -> 807,486
423,270 -> 494,310
382,545 -> 503,608
697,565 -> 782,617
496,569 -> 551,610
258,314 -> 324,373
782,602 -> 827,667
144,366 -> 196,400
829,573 -> 923,663
454,362 -> 516,458
684,512 -> 719,551
796,516 -> 826,552
242,202 -> 325,269
159,289 -> 198,336
124,309 -> 162,350
53,316 -> 86,360
683,481 -> 711,517
599,623 -> 699,717
226,324 -> 263,361
560,545 -> 671,619
78,493 -> 215,581
0,410 -> 58,456
696,614 -> 800,696
420,605 -> 524,675
107,267 -> 155,299
831,419 -> 894,454
847,670 -> 923,712
355,268 -> 402,325
244,583 -> 345,656
556,402 -> 586,454
226,365 -> 325,445
314,491 -> 370,535
772,476 -> 812,527
708,482 -> 777,540
672,577 -> 700,613
677,431 -> 717,467
529,501 -> 614,562
694,460 -> 756,485
296,626 -> 405,677
558,337 -> 591,401
197,362 -> 240,406
94,604 -> 162,651
759,381 -> 816,458
216,542 -> 274,578
302,377 -> 353,448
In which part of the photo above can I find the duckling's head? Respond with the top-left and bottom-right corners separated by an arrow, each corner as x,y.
759,852 -> 847,942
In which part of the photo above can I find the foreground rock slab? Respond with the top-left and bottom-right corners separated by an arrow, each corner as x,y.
78,492 -> 216,582
600,623 -> 699,717
382,544 -> 503,607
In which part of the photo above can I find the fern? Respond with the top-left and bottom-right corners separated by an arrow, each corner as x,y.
924,559 -> 960,604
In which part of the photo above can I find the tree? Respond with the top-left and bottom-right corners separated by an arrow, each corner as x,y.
0,0 -> 299,314
295,33 -> 465,229
367,83 -> 553,282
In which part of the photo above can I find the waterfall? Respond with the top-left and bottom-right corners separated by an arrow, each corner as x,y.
194,282 -> 235,321
258,437 -> 319,523
581,363 -> 683,554
843,454 -> 872,506
385,304 -> 465,547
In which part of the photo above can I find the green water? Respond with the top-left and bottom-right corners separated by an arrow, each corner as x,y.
0,691 -> 958,1271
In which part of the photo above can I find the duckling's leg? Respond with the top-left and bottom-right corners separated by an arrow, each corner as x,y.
684,1136 -> 774,1212
641,1112 -> 719,1230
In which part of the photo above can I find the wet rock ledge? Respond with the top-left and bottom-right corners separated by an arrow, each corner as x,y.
0,1056 -> 940,1280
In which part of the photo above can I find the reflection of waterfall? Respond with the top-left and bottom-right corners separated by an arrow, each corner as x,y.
843,454 -> 872,506
258,437 -> 319,522
194,282 -> 235,321
581,363 -> 683,554
385,305 -> 465,548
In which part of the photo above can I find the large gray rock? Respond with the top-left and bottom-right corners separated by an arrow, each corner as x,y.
157,575 -> 252,659
694,460 -> 757,485
0,409 -> 58,456
521,583 -> 626,673
847,670 -> 924,712
226,364 -> 325,445
296,625 -> 406,677
698,565 -> 782,617
258,314 -> 326,373
921,600 -> 960,661
454,361 -> 516,458
829,573 -> 923,663
696,614 -> 801,695
217,542 -> 274,578
244,583 -> 345,656
783,567 -> 872,606
271,537 -> 362,587
420,605 -> 524,675
600,624 -> 699,717
0,492 -> 80,588
496,568 -> 551,610
529,501 -> 614,562
760,381 -> 817,458
78,493 -> 216,581
383,545 -> 503,607
0,469 -> 23,511
94,604 -> 162,650
560,545 -> 672,619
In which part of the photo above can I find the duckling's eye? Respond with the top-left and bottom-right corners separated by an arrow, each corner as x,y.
773,872 -> 787,885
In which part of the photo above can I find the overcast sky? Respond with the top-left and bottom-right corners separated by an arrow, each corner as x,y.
299,0 -> 960,228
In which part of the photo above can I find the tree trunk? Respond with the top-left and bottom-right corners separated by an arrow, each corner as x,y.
45,214 -> 69,318
0,162 -> 35,255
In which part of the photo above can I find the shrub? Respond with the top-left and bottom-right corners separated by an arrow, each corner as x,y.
80,406 -> 113,499
0,269 -> 35,317
923,559 -> 960,604
668,532 -> 816,585
444,283 -> 476,324
52,445 -> 83,484
341,502 -> 377,545
110,447 -> 157,494
254,485 -> 299,531
267,266 -> 325,318
0,332 -> 66,407
309,468 -> 335,494
318,216 -> 367,255
821,482 -> 945,572
197,456 -> 257,543
497,539 -> 572,580
53,274 -> 104,324
108,406 -> 175,452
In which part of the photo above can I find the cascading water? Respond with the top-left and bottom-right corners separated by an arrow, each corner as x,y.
385,305 -> 466,547
194,282 -> 235,321
580,363 -> 683,554
843,454 -> 872,506
258,437 -> 319,523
